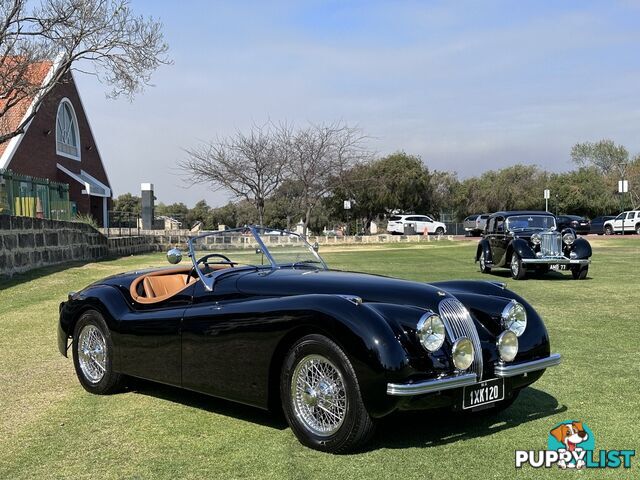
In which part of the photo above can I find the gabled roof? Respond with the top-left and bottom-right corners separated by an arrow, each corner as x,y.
0,59 -> 54,158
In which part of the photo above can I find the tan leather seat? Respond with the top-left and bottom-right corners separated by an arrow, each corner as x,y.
130,268 -> 194,304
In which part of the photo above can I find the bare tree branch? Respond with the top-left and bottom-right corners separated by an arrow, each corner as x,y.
0,0 -> 170,144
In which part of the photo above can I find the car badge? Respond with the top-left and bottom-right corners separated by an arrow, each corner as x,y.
437,291 -> 446,297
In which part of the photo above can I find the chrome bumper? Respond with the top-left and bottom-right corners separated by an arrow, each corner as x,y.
387,373 -> 477,396
521,258 -> 590,265
494,353 -> 561,377
386,354 -> 561,396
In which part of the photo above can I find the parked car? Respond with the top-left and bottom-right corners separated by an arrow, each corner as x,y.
463,214 -> 490,236
603,211 -> 640,235
589,216 -> 616,235
556,215 -> 591,235
476,211 -> 592,280
386,214 -> 446,235
58,226 -> 560,453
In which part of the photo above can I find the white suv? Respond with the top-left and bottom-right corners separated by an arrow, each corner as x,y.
386,214 -> 447,235
604,211 -> 640,235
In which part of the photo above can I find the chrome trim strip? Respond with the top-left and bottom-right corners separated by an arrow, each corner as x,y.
386,373 -> 477,396
494,353 -> 561,377
439,298 -> 484,380
521,258 -> 590,265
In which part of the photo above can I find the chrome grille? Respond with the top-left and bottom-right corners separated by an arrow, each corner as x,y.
541,232 -> 562,257
438,298 -> 483,380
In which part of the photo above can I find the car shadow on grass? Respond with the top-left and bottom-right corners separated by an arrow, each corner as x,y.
371,387 -> 565,450
125,377 -> 288,430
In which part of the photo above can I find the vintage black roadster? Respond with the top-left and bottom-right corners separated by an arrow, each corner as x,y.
58,227 -> 561,452
475,211 -> 592,280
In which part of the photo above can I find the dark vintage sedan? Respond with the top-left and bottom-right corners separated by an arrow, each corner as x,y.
59,227 -> 560,453
556,215 -> 591,235
476,211 -> 592,280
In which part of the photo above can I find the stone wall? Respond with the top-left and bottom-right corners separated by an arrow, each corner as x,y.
0,216 -> 108,277
0,216 -> 159,278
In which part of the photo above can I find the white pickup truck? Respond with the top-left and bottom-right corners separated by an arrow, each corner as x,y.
603,211 -> 640,235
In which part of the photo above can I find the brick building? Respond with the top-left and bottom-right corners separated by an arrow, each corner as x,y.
0,60 -> 112,226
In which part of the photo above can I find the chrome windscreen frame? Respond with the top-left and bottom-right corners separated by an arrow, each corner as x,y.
187,226 -> 328,291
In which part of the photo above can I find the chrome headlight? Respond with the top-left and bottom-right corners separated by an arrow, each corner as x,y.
497,330 -> 518,362
501,300 -> 527,336
531,233 -> 541,245
416,313 -> 446,352
452,337 -> 474,370
562,232 -> 575,245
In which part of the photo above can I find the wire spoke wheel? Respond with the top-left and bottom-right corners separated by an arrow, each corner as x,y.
77,325 -> 107,383
291,354 -> 348,437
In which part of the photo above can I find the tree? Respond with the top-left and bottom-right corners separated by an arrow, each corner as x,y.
0,0 -> 170,144
112,193 -> 140,214
186,200 -> 212,229
571,139 -> 629,176
264,179 -> 304,230
180,123 -> 288,226
284,122 -> 371,236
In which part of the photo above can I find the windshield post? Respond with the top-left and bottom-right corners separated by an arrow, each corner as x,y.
249,226 -> 278,269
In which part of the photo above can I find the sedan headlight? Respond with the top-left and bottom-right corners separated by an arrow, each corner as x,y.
416,313 -> 446,352
497,330 -> 518,362
501,300 -> 527,336
531,233 -> 541,245
562,232 -> 575,245
452,337 -> 474,370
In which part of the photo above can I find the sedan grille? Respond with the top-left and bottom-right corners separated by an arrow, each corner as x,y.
438,298 -> 483,380
541,232 -> 562,257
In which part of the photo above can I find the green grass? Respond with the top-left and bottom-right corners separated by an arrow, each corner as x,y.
1,238 -> 639,479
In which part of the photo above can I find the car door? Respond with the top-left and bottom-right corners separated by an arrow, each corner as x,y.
624,212 -> 636,232
181,274 -> 269,406
489,216 -> 507,265
117,285 -> 194,386
613,213 -> 626,232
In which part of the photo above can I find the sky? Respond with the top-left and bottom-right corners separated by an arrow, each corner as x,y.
74,0 -> 640,207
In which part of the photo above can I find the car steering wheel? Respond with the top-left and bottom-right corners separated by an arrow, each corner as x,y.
192,253 -> 237,276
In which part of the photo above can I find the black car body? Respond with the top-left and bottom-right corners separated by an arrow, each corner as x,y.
556,215 -> 590,235
475,211 -> 592,280
59,227 -> 560,453
590,216 -> 615,235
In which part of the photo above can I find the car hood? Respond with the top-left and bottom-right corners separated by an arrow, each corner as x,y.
236,268 -> 467,310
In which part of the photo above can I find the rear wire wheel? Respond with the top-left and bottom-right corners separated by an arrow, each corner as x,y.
280,334 -> 376,453
479,251 -> 491,273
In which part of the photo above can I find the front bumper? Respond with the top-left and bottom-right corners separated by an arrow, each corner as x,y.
521,257 -> 590,265
386,353 -> 561,396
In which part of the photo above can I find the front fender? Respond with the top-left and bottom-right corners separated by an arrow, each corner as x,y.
570,237 -> 592,259
475,239 -> 491,262
510,238 -> 536,259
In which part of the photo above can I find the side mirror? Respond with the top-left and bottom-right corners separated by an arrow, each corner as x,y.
167,248 -> 183,264
312,242 -> 319,252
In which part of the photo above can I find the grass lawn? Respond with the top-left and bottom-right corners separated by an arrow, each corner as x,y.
1,237 -> 639,479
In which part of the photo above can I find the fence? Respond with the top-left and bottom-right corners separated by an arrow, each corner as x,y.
106,211 -> 140,237
0,169 -> 72,221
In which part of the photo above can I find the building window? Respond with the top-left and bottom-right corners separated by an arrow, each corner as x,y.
56,99 -> 80,160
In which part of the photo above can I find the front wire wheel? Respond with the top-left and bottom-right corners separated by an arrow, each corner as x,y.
510,252 -> 526,280
72,310 -> 123,394
281,334 -> 376,453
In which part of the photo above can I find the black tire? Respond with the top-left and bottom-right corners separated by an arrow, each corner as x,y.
479,250 -> 491,274
636,224 -> 640,235
571,265 -> 588,280
280,334 -> 376,453
535,265 -> 550,276
510,252 -> 526,280
470,391 -> 520,417
72,310 -> 123,395
604,225 -> 613,235
435,227 -> 445,235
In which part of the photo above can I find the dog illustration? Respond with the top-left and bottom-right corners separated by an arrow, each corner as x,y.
550,421 -> 589,469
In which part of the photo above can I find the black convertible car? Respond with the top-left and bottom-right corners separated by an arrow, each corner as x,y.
59,227 -> 561,453
476,211 -> 592,280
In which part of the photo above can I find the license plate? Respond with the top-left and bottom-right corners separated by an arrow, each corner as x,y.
463,378 -> 504,409
550,264 -> 560,271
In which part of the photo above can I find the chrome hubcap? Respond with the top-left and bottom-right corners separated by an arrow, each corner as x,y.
291,354 -> 347,436
78,325 -> 107,383
511,255 -> 519,276
480,253 -> 485,269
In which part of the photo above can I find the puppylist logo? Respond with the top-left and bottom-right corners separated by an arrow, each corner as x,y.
515,420 -> 635,470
